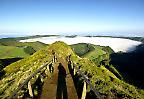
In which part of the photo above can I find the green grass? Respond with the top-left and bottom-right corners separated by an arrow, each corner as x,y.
23,46 -> 36,55
71,43 -> 124,82
71,43 -> 144,98
0,45 -> 30,59
71,43 -> 110,66
0,41 -> 144,98
0,40 -> 47,59
72,57 -> 144,98
71,43 -> 95,56
0,41 -> 47,51
82,45 -> 106,59
0,40 -> 44,70
101,46 -> 114,54
0,41 -> 72,98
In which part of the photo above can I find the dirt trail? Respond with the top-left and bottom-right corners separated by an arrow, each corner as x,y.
40,63 -> 59,99
40,56 -> 78,99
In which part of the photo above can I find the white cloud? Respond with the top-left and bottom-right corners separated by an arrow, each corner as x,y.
20,36 -> 141,52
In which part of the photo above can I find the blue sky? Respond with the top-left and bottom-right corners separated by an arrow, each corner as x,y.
0,0 -> 144,36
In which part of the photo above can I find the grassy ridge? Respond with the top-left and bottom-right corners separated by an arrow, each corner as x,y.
0,41 -> 73,98
71,43 -> 122,80
82,45 -> 106,59
110,44 -> 144,88
0,42 -> 144,98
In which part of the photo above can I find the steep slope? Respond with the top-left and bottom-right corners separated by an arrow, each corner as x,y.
0,60 -> 3,70
0,41 -> 144,98
110,43 -> 144,88
0,41 -> 73,98
71,43 -> 122,80
0,58 -> 22,71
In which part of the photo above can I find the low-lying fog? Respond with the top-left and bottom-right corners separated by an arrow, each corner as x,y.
20,36 -> 142,52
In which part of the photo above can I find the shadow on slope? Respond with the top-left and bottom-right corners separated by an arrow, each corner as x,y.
110,43 -> 144,88
0,58 -> 22,70
0,58 -> 22,79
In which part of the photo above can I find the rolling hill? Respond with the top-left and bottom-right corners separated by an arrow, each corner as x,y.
0,41 -> 144,98
71,43 -> 122,80
0,39 -> 47,71
0,40 -> 47,52
0,45 -> 30,59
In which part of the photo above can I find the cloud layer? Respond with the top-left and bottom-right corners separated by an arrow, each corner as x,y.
20,36 -> 141,52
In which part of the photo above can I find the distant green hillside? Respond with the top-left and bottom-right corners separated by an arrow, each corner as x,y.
0,39 -> 47,59
82,45 -> 106,59
0,41 -> 144,98
71,43 -> 114,59
71,43 -> 95,56
71,43 -> 122,80
0,40 -> 46,70
71,43 -> 113,68
0,40 -> 47,51
0,45 -> 30,59
0,35 -> 59,41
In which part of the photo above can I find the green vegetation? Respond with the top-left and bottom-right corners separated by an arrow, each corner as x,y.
0,41 -> 73,98
101,46 -> 114,54
0,45 -> 30,59
23,46 -> 36,55
0,40 -> 47,51
110,44 -> 144,88
71,43 -> 95,56
0,39 -> 47,73
0,41 -> 144,98
71,43 -> 122,81
70,44 -> 144,98
0,58 -> 22,71
82,45 -> 106,59
0,35 -> 59,41
0,39 -> 47,59
73,58 -> 144,98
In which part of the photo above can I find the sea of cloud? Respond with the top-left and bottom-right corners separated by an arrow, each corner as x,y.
20,36 -> 141,52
